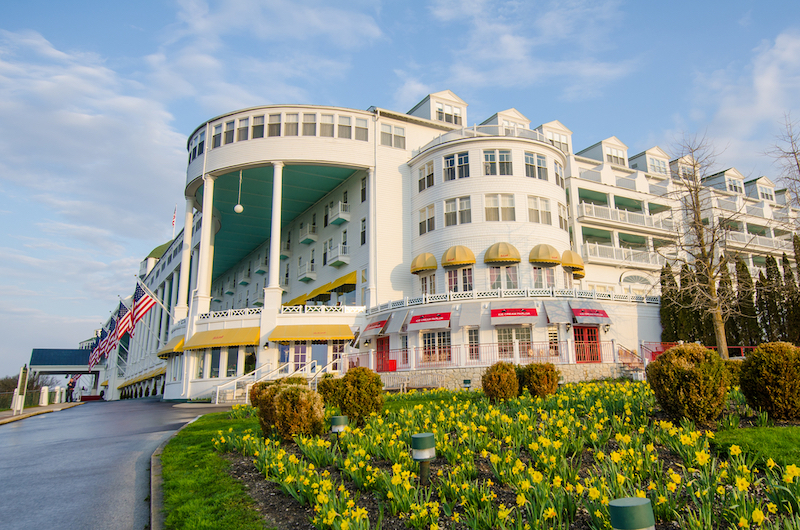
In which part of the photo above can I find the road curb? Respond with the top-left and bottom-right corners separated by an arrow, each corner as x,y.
0,402 -> 85,426
150,415 -> 202,530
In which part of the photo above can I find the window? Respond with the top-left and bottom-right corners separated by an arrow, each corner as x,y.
457,152 -> 469,178
420,273 -> 436,295
605,147 -> 625,165
447,267 -> 473,292
497,327 -> 531,358
195,351 -> 205,378
383,124 -> 404,148
331,340 -> 345,371
418,162 -> 434,192
468,329 -> 480,360
197,131 -> 205,156
342,190 -> 348,204
528,196 -> 551,224
285,114 -> 299,136
422,331 -> 451,362
759,186 -> 775,201
381,124 -> 392,146
546,131 -> 569,152
536,155 -> 547,180
268,114 -> 281,137
212,124 -> 222,148
532,266 -> 555,288
338,116 -> 351,139
226,347 -> 238,377
342,230 -> 347,246
563,269 -> 574,289
320,114 -> 334,137
224,120 -> 235,144
648,158 -> 667,174
499,150 -> 512,175
558,203 -> 568,230
324,204 -> 329,227
445,196 -> 471,226
525,152 -> 536,178
251,116 -> 264,138
361,176 -> 367,202
210,347 -> 221,378
435,102 -> 462,125
355,118 -> 368,141
444,154 -> 456,181
490,265 -> 518,289
727,180 -> 743,193
419,204 -> 434,235
484,150 -> 496,175
361,218 -> 366,245
237,117 -> 249,141
554,162 -> 565,189
501,194 -> 515,221
485,194 -> 499,221
302,113 -> 316,136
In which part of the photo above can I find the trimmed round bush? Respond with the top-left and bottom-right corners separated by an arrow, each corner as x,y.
338,367 -> 384,426
482,361 -> 519,402
249,380 -> 305,436
645,343 -> 729,424
273,385 -> 325,440
317,373 -> 343,407
518,363 -> 560,398
740,342 -> 800,420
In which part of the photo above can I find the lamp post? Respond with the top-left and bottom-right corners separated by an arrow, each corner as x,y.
330,415 -> 348,446
608,497 -> 655,530
411,432 -> 435,485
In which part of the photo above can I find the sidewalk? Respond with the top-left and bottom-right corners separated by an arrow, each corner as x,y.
0,401 -> 86,425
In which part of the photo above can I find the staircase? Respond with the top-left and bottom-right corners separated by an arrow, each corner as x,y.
618,346 -> 645,380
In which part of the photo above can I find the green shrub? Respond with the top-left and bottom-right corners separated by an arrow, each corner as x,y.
338,367 -> 384,426
482,362 -> 519,402
249,381 -> 293,436
317,373 -> 343,407
273,385 -> 325,440
518,363 -> 560,398
724,359 -> 744,387
740,342 -> 800,420
645,343 -> 729,424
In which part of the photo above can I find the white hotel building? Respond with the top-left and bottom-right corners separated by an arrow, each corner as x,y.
106,90 -> 798,401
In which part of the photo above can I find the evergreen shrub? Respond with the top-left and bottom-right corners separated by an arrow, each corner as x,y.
518,363 -> 560,397
482,361 -> 519,402
337,367 -> 383,426
273,385 -> 325,440
249,381 -> 290,436
317,373 -> 343,407
645,343 -> 729,424
740,342 -> 800,420
724,359 -> 744,387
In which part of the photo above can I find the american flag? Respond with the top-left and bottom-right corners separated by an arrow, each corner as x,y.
132,282 -> 157,325
88,330 -> 105,369
115,301 -> 132,341
103,316 -> 118,358
172,205 -> 176,228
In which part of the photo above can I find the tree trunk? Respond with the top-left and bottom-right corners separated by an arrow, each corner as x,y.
712,308 -> 729,359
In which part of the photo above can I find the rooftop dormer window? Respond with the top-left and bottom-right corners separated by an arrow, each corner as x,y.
605,147 -> 626,165
546,132 -> 569,153
759,186 -> 775,201
648,158 -> 667,175
727,179 -> 743,194
435,102 -> 462,125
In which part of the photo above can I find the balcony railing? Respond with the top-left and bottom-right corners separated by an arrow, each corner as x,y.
329,202 -> 350,225
724,232 -> 792,251
328,244 -> 350,266
299,225 -> 318,244
583,242 -> 666,267
414,124 -> 565,158
578,203 -> 673,231
297,262 -> 316,282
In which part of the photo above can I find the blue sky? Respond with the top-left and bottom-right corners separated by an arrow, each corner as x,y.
1,0 -> 800,377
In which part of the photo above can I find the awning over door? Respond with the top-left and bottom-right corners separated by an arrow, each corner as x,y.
330,270 -> 357,293
456,302 -> 483,327
542,300 -> 573,324
569,300 -> 612,324
490,300 -> 539,325
183,327 -> 261,350
362,316 -> 389,338
406,307 -> 453,332
383,311 -> 408,334
268,324 -> 355,342
156,336 -> 185,359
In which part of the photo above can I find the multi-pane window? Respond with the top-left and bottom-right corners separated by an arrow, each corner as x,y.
485,194 -> 500,221
648,158 -> 667,174
210,347 -> 221,378
563,269 -> 574,289
419,205 -> 435,235
338,116 -> 351,139
605,147 -> 625,165
558,203 -> 569,230
355,118 -> 368,141
226,347 -> 238,377
524,152 -> 536,178
498,194 -> 516,221
302,113 -> 316,136
331,340 -> 345,371
422,331 -> 451,362
484,150 -> 497,175
197,131 -> 205,157
546,131 -> 569,152
489,265 -> 518,289
554,162 -> 565,189
444,154 -> 456,181
320,115 -> 334,137
536,155 -> 547,180
420,273 -> 436,295
252,116 -> 264,138
418,162 -> 434,192
468,329 -> 480,360
532,266 -> 555,288
212,124 -> 222,148
445,197 -> 471,226
381,124 -> 392,146
361,177 -> 367,202
727,179 -> 743,193
499,150 -> 512,175
360,218 -> 366,245
268,114 -> 281,136
759,186 -> 775,201
195,351 -> 205,378
457,152 -> 469,178
379,125 -> 406,148
285,114 -> 299,136
447,267 -> 473,292
528,196 -> 551,224
497,327 -> 531,358
224,120 -> 235,144
435,102 -> 462,125
237,117 -> 249,141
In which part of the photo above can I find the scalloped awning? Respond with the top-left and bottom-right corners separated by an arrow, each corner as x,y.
442,245 -> 476,267
484,242 -> 521,263
561,250 -> 585,271
410,253 -> 437,274
528,244 -> 561,265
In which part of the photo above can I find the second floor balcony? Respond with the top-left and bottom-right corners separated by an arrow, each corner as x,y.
329,202 -> 350,225
298,262 -> 317,282
328,244 -> 350,267
583,242 -> 666,269
578,203 -> 673,233
724,231 -> 793,252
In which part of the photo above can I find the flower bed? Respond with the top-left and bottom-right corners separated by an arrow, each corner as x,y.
214,383 -> 800,530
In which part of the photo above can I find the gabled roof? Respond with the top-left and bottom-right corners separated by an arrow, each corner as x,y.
707,168 -> 745,181
601,136 -> 628,149
537,120 -> 573,134
630,146 -> 670,160
744,176 -> 775,187
406,90 -> 467,114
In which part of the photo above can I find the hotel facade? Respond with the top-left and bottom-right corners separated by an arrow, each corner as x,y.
101,90 -> 798,401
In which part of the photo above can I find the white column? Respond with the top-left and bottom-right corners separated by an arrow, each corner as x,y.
174,198 -> 195,320
159,282 -> 169,345
366,168 -> 377,307
267,162 -> 284,291
194,175 -> 216,314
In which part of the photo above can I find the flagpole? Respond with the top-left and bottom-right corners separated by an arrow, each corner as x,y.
134,276 -> 174,321
120,295 -> 165,349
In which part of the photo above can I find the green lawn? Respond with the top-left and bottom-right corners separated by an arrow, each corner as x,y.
713,425 -> 800,466
160,412 -> 274,530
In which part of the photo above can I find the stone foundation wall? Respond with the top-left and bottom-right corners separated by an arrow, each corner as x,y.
380,363 -> 625,392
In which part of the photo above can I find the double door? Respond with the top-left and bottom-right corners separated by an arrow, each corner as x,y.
574,326 -> 600,363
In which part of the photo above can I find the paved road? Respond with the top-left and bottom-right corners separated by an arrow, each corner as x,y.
0,398 -> 230,530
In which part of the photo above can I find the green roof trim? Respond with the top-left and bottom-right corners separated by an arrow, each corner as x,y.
147,240 -> 174,260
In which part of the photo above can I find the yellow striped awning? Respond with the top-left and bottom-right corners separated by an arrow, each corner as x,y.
484,242 -> 521,263
308,282 -> 333,300
442,245 -> 475,267
100,380 -> 109,387
268,324 -> 355,342
329,270 -> 357,293
573,269 -> 586,279
284,293 -> 309,306
183,327 -> 261,350
529,244 -> 561,265
561,250 -> 585,271
410,253 -> 437,274
157,336 -> 185,359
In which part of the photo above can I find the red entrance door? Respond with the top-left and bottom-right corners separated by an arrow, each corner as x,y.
574,326 -> 600,363
376,337 -> 390,372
